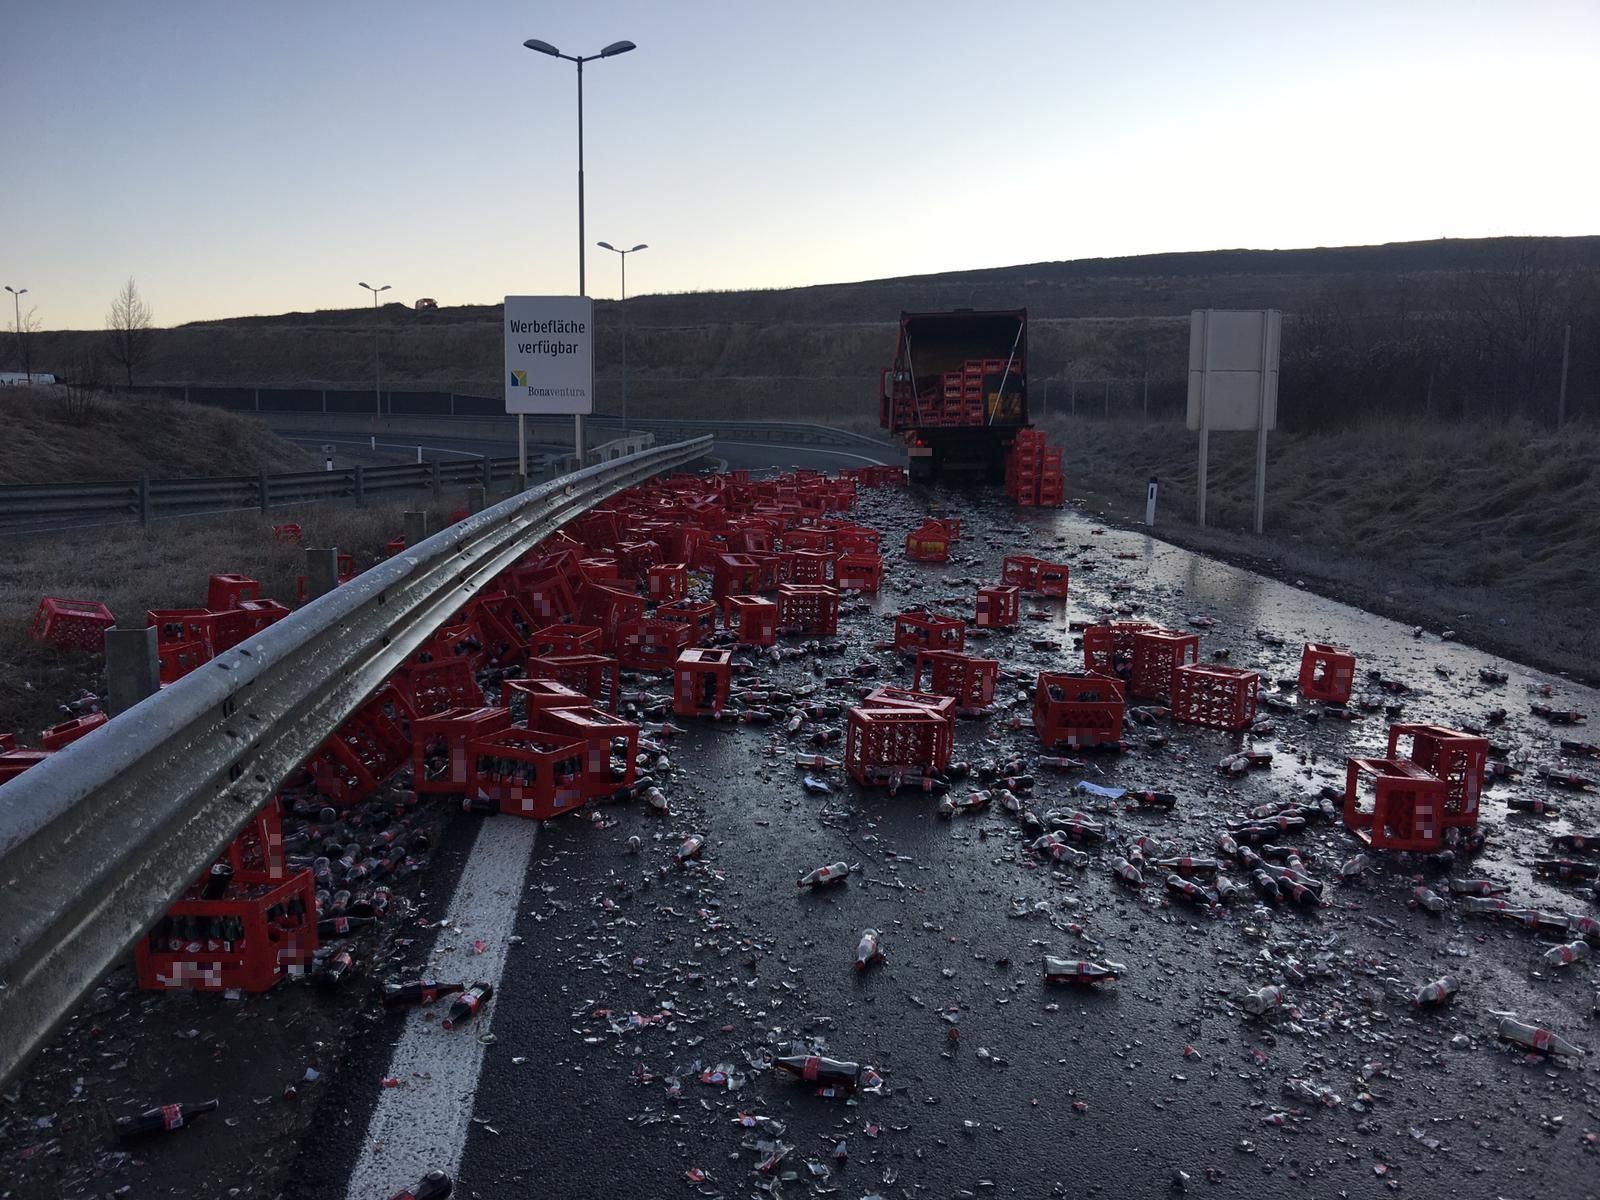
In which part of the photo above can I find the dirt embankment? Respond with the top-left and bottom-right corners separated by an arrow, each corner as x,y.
0,390 -> 316,484
1044,413 -> 1600,681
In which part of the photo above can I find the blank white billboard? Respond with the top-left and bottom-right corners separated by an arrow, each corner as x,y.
1187,309 -> 1280,432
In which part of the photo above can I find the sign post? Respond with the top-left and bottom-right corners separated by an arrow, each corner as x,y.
504,296 -> 595,478
1187,309 -> 1280,532
1145,476 -> 1158,526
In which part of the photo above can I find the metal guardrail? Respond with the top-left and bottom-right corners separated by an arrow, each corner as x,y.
0,436 -> 714,1087
0,456 -> 531,533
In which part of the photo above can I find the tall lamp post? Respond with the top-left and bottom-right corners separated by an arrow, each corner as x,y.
523,35 -> 636,468
358,282 -> 390,444
4,285 -> 27,384
596,242 -> 646,437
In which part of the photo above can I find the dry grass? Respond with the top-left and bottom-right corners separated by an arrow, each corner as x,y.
0,389 -> 316,484
1042,413 -> 1600,680
0,489 -> 497,739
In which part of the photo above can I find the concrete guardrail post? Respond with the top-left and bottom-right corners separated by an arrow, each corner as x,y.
104,627 -> 161,717
403,510 -> 428,549
466,485 -> 486,515
305,547 -> 339,600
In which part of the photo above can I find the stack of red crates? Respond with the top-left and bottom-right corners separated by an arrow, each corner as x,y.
1004,430 -> 1064,508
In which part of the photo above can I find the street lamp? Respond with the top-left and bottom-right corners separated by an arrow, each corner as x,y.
4,286 -> 28,385
597,242 -> 646,437
358,282 -> 390,443
523,35 -> 636,468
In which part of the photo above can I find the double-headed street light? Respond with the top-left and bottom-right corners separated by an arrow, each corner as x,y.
4,285 -> 28,384
358,282 -> 390,440
523,36 -> 636,468
597,241 -> 646,437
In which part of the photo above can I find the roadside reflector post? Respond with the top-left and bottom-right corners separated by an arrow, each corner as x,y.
105,626 -> 160,716
305,547 -> 339,600
1145,476 -> 1158,526
324,456 -> 333,472
416,445 -> 423,464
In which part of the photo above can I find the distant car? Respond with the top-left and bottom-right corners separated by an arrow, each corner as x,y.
415,297 -> 438,311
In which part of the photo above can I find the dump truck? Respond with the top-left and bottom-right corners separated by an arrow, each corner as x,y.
879,308 -> 1028,482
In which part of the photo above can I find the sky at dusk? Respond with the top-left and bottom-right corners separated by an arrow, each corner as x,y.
3,0 -> 1597,329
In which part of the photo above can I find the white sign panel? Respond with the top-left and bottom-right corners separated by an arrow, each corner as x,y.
1186,309 -> 1280,432
503,295 -> 594,415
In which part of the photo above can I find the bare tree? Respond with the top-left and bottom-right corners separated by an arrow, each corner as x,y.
105,276 -> 154,385
8,304 -> 40,381
62,352 -> 102,423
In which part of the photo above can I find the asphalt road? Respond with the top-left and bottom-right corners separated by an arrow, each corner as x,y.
268,485 -> 1598,1200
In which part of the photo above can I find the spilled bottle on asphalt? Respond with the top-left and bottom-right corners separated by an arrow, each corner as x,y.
115,1099 -> 219,1139
441,982 -> 493,1030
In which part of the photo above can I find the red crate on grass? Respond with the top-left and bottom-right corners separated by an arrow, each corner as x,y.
207,574 -> 261,610
1081,620 -> 1158,676
1386,723 -> 1486,830
31,597 -> 116,653
658,599 -> 718,642
0,733 -> 14,752
905,523 -> 951,563
893,611 -> 966,655
471,729 -> 588,819
975,585 -> 1020,629
1171,664 -> 1259,731
135,868 -> 317,993
845,705 -> 954,787
0,749 -> 52,784
1034,672 -> 1126,749
40,711 -> 107,750
1299,643 -> 1356,704
157,640 -> 212,684
414,706 -> 514,795
674,648 -> 733,716
212,599 -> 291,651
272,523 -> 302,545
530,705 -> 639,798
1343,757 -> 1447,851
724,594 -> 779,646
530,624 -> 603,658
647,562 -> 689,603
1129,629 -> 1200,701
776,584 -> 840,636
393,656 -> 482,717
914,650 -> 998,713
836,552 -> 883,592
617,619 -> 694,671
527,653 -> 620,712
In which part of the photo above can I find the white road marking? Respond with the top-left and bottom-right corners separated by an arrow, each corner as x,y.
343,817 -> 538,1199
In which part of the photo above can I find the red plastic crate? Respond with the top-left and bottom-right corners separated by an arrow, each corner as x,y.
1129,629 -> 1200,701
1171,664 -> 1259,731
905,524 -> 950,563
526,653 -> 620,712
724,594 -> 779,646
845,706 -> 954,787
674,647 -> 734,717
0,748 -> 52,784
836,552 -> 883,593
272,523 -> 303,545
207,574 -> 261,610
39,711 -> 107,750
1035,560 -> 1069,597
1034,673 -> 1126,749
529,705 -> 639,798
1386,723 -> 1486,830
157,640 -> 213,685
784,529 -> 833,552
647,562 -> 689,603
518,570 -> 581,625
787,550 -> 837,585
658,599 -> 718,642
578,585 -> 648,649
975,585 -> 1020,629
713,553 -> 779,601
776,584 -> 840,636
470,729 -> 587,820
893,611 -> 966,656
31,597 -> 116,653
392,656 -> 481,717
0,733 -> 14,752
1298,643 -> 1356,704
212,599 -> 291,651
833,525 -> 881,554
1081,621 -> 1158,676
615,539 -> 662,580
1001,555 -> 1041,590
616,619 -> 694,671
529,624 -> 603,658
136,868 -> 317,993
913,650 -> 998,713
500,678 -> 590,719
1343,757 -> 1447,851
414,706 -> 514,795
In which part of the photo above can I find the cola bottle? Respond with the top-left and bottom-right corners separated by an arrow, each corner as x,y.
200,862 -> 233,901
1506,794 -> 1557,813
798,862 -> 852,889
1156,856 -> 1219,877
645,787 -> 669,814
319,948 -> 355,988
1553,833 -> 1600,852
794,754 -> 840,770
1412,886 -> 1447,914
1536,859 -> 1600,880
1530,704 -> 1586,725
673,835 -> 705,865
773,1054 -> 863,1090
1129,791 -> 1177,810
1213,874 -> 1241,904
1496,1017 -> 1585,1057
1037,755 -> 1087,770
442,982 -> 493,1030
1109,856 -> 1144,887
316,915 -> 373,938
1043,957 -> 1125,985
462,794 -> 498,815
1216,832 -> 1241,858
1249,870 -> 1280,903
1544,941 -> 1590,967
383,979 -> 466,1007
387,1169 -> 453,1200
1166,875 -> 1219,907
115,1099 -> 219,1139
1447,878 -> 1507,896
1339,853 -> 1370,880
1398,975 -> 1458,1009
854,928 -> 884,971
1238,984 -> 1285,1016
1560,739 -> 1600,757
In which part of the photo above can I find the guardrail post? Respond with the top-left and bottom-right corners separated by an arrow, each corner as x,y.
513,472 -> 526,494
481,457 -> 492,490
403,510 -> 428,548
430,460 -> 442,498
353,464 -> 365,507
104,627 -> 160,716
138,476 -> 151,526
305,547 -> 339,599
257,468 -> 270,512
466,485 -> 485,515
